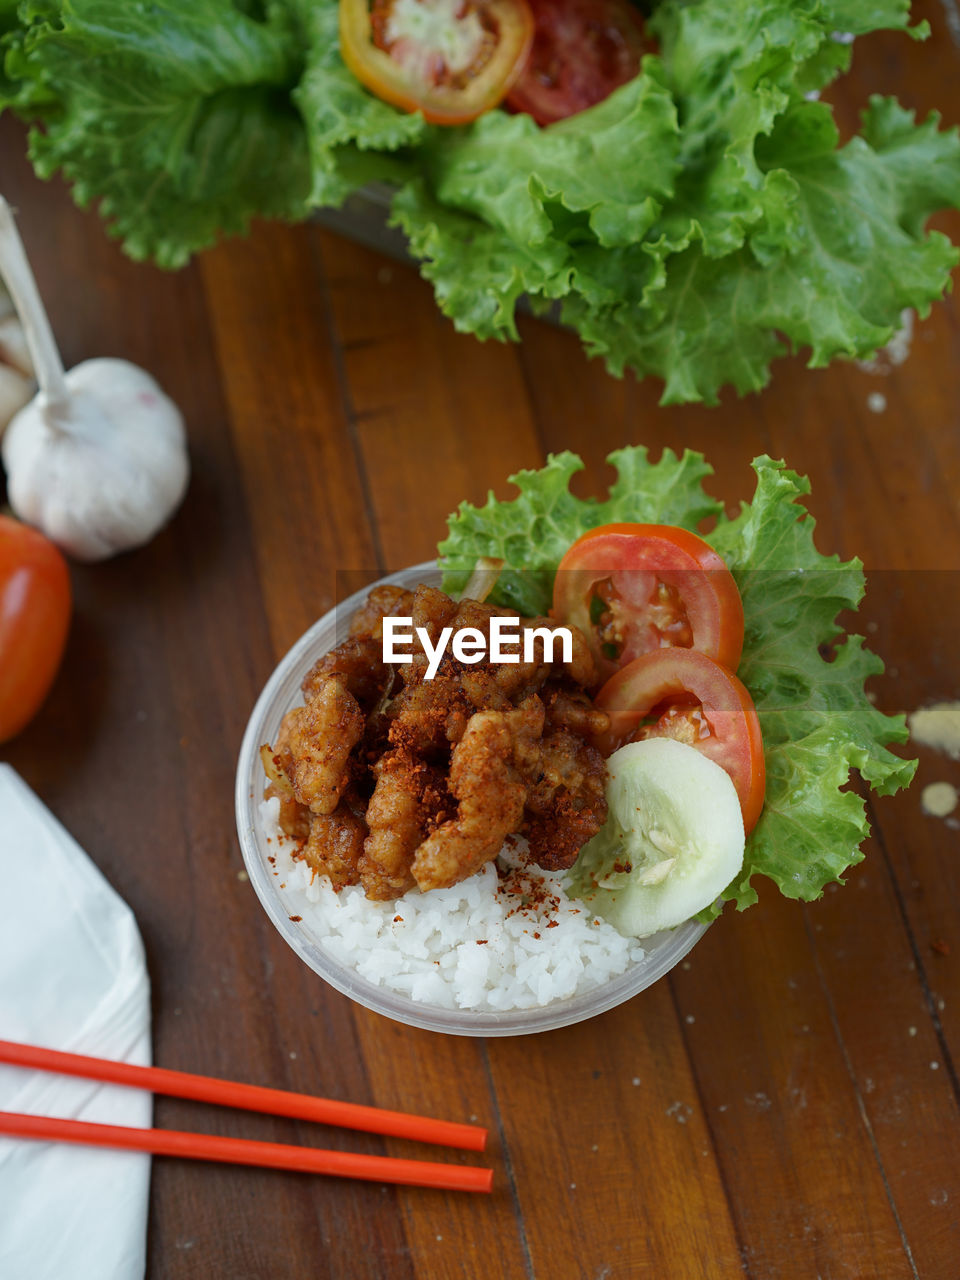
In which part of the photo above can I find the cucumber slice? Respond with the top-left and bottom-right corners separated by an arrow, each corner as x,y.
566,738 -> 745,938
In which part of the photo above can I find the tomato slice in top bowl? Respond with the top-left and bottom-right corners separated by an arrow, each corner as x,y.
552,523 -> 745,684
340,0 -> 534,125
593,648 -> 766,833
505,0 -> 649,125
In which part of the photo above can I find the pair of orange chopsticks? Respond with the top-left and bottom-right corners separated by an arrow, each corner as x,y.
0,1039 -> 491,1192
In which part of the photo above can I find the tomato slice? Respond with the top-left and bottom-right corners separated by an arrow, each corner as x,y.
340,0 -> 534,126
505,0 -> 649,126
0,516 -> 71,744
593,648 -> 766,833
552,523 -> 744,684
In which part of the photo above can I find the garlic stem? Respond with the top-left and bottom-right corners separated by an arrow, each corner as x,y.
0,197 -> 70,422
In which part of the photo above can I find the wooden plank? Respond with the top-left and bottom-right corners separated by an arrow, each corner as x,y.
858,573 -> 960,1035
316,236 -> 743,1277
518,314 -> 960,1275
670,562 -> 960,1279
509,21 -> 960,1265
797,17 -> 960,1252
0,123 -> 420,1280
755,275 -> 960,1278
512,313 -> 775,525
199,224 -> 381,655
832,0 -> 960,144
312,222 -> 542,1277
1,4 -> 958,1270
671,902 -> 919,1279
488,984 -> 745,1279
351,1010 -> 538,1280
200,218 -> 532,1277
506,343 -> 924,1275
316,232 -> 544,564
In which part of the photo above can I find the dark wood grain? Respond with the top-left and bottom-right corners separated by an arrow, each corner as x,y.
2,4 -> 960,1275
316,231 -> 545,566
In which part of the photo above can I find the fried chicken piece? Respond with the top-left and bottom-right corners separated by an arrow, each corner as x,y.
263,579 -> 610,900
266,782 -> 310,842
360,752 -> 452,899
442,599 -> 543,709
300,798 -> 367,890
411,699 -> 543,892
411,584 -> 459,642
382,588 -> 477,750
543,685 -> 610,740
452,600 -> 597,704
348,584 -> 415,640
384,584 -> 462,693
302,636 -> 392,711
524,805 -> 605,872
387,677 -> 473,755
506,693 -> 548,776
360,702 -> 393,764
271,708 -> 300,772
525,615 -> 599,689
522,728 -> 607,871
284,675 -> 363,816
262,710 -> 311,839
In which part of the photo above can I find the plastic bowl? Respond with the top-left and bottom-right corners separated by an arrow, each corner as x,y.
235,562 -> 708,1036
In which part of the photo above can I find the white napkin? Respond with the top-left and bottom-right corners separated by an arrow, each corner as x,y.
0,765 -> 152,1280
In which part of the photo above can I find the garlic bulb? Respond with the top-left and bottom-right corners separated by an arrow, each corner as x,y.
0,362 -> 32,429
2,358 -> 189,561
0,285 -> 33,431
0,307 -> 32,376
0,197 -> 189,561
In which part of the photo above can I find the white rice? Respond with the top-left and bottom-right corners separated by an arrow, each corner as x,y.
259,796 -> 644,1011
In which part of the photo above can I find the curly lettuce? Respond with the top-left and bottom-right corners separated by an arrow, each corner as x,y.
439,447 -> 916,912
1,0 -> 958,400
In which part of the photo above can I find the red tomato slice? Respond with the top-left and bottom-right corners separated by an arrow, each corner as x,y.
340,0 -> 534,125
0,516 -> 72,743
505,0 -> 649,125
593,648 -> 766,833
552,523 -> 744,684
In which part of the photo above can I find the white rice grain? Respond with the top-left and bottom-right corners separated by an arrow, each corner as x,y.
258,796 -> 644,1011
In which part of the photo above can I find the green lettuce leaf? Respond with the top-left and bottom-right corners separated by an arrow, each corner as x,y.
440,447 -> 915,913
391,178 -> 572,343
709,456 -> 915,909
416,63 -> 679,251
559,97 -> 960,403
289,0 -> 426,207
439,448 -> 721,615
390,0 -> 959,403
1,0 -> 312,267
2,0 -> 957,402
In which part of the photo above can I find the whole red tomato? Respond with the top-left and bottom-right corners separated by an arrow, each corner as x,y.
0,515 -> 71,743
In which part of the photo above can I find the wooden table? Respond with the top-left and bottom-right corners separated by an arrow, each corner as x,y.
3,7 -> 959,1275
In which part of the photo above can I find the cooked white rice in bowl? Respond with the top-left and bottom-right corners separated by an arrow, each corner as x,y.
236,562 -> 708,1037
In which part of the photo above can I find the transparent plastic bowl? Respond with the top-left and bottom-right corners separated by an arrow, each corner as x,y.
235,561 -> 708,1036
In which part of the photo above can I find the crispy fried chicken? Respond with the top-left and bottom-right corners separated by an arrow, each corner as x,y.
264,584 -> 609,898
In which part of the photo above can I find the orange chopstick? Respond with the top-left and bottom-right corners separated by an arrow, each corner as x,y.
0,1112 -> 493,1192
0,1040 -> 486,1151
